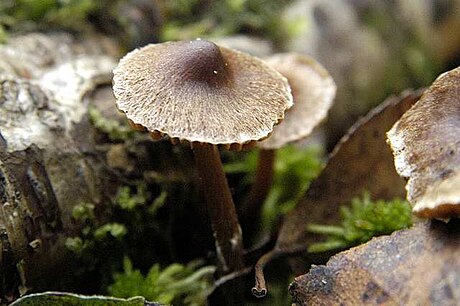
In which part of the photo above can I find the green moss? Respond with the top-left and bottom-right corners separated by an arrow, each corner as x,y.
282,14 -> 311,40
65,203 -> 97,254
0,0 -> 99,40
88,107 -> 135,142
115,185 -> 147,211
225,145 -> 324,231
66,184 -> 165,255
115,184 -> 167,215
64,183 -> 172,292
162,0 -> 201,19
0,24 -> 7,43
108,257 -> 215,306
72,202 -> 95,222
65,203 -> 127,256
307,192 -> 413,253
261,145 -> 323,231
64,237 -> 85,254
94,223 -> 127,240
160,0 -> 292,44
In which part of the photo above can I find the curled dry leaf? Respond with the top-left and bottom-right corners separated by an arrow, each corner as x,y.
276,90 -> 424,251
387,67 -> 460,219
289,220 -> 460,306
252,90 -> 424,297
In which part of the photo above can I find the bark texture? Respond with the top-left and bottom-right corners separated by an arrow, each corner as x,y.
0,32 -> 121,304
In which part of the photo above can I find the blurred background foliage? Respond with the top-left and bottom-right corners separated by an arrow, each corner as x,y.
1,0 -> 459,305
2,0 -> 458,146
0,0 -> 291,44
0,0 -> 98,40
224,145 -> 323,234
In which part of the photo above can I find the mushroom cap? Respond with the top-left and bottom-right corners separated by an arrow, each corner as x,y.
387,66 -> 460,219
258,53 -> 336,149
113,40 -> 293,148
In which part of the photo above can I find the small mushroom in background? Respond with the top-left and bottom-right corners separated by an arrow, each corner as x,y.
240,53 -> 336,231
112,39 -> 293,275
387,66 -> 460,220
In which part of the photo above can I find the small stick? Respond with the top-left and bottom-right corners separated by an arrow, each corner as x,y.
251,248 -> 282,298
252,244 -> 307,297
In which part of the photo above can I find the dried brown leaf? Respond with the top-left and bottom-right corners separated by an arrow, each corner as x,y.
253,90 -> 424,297
289,220 -> 460,306
276,90 -> 423,252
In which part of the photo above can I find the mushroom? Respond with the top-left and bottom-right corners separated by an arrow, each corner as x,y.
112,39 -> 293,274
387,66 -> 460,220
240,53 -> 336,228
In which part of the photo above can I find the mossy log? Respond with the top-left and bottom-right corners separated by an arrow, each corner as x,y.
0,32 -> 124,304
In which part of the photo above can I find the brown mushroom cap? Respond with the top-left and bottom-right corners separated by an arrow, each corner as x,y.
387,66 -> 460,219
113,40 -> 292,148
258,53 -> 336,149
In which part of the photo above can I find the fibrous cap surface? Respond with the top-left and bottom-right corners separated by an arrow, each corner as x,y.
113,40 -> 293,147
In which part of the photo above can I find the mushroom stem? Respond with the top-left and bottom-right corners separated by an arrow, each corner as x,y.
240,149 -> 275,233
193,143 -> 245,274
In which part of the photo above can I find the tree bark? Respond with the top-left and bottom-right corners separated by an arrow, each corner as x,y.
0,32 -> 122,304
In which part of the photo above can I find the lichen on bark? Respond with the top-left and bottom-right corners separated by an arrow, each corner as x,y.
0,32 -> 121,304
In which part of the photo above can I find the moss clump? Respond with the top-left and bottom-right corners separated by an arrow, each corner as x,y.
0,0 -> 99,42
65,202 -> 127,256
115,185 -> 147,211
94,223 -> 128,240
65,183 -> 167,255
108,257 -> 215,306
88,107 -> 135,142
160,0 -> 292,44
64,184 -> 169,290
225,145 -> 323,231
71,202 -> 95,222
261,145 -> 323,231
307,192 -> 413,253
